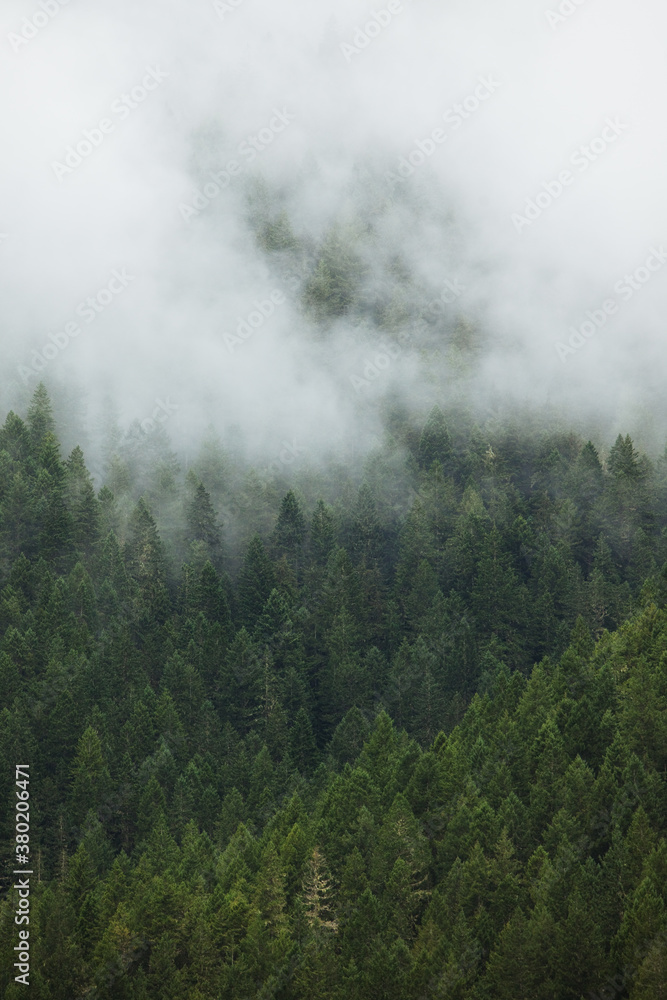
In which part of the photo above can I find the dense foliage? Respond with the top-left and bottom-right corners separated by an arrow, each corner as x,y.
1,385 -> 667,998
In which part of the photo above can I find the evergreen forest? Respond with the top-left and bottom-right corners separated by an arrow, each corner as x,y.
1,384 -> 667,999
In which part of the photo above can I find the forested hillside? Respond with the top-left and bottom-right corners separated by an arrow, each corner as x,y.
1,385 -> 666,998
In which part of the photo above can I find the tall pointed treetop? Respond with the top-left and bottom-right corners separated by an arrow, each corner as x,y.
418,405 -> 453,471
27,382 -> 55,449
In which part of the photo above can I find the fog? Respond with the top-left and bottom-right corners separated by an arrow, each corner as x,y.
1,0 -> 666,470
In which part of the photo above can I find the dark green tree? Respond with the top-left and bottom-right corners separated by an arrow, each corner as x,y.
418,405 -> 454,473
237,535 -> 277,628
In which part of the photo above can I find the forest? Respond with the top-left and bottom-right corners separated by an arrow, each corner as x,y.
1,383 -> 666,998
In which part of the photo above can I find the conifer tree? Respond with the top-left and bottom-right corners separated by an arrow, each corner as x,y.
272,489 -> 306,574
608,433 -> 640,479
27,381 -> 56,451
290,706 -> 319,773
185,475 -> 223,567
124,496 -> 168,617
70,726 -> 113,828
418,405 -> 453,472
309,499 -> 336,566
302,223 -> 363,319
302,847 -> 338,932
237,534 -> 277,628
350,481 -> 382,566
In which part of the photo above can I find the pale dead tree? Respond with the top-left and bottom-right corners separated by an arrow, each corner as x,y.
302,847 -> 338,933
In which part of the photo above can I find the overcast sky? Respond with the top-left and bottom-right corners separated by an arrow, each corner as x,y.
1,0 -> 666,460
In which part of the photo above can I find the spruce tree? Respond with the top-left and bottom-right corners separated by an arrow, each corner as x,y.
272,490 -> 306,574
237,535 -> 277,628
185,476 -> 223,567
309,500 -> 336,566
124,496 -> 168,617
418,405 -> 454,472
27,382 -> 56,451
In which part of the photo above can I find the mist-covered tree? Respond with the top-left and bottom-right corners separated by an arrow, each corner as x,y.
302,224 -> 365,320
349,481 -> 382,567
27,381 -> 56,451
124,496 -> 169,617
184,474 -> 223,568
418,405 -> 454,473
272,490 -> 306,574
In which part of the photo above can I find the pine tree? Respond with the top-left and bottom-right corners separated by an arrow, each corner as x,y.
349,481 -> 382,567
70,726 -> 113,828
608,433 -> 640,479
1,471 -> 36,562
27,382 -> 56,450
197,561 -> 232,631
0,410 -> 31,463
418,405 -> 454,473
290,706 -> 319,774
302,223 -> 363,319
124,496 -> 168,617
34,434 -> 74,564
65,446 -> 101,558
471,525 -> 528,664
272,490 -> 306,574
479,905 -> 556,998
587,534 -> 631,636
237,535 -> 277,629
302,847 -> 338,932
185,476 -> 223,567
329,707 -> 371,769
309,500 -> 336,566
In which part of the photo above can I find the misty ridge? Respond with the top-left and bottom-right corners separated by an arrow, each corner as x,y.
2,0 -> 667,472
0,0 -> 666,576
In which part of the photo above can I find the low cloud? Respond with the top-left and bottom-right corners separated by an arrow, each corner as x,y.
1,0 -> 666,463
